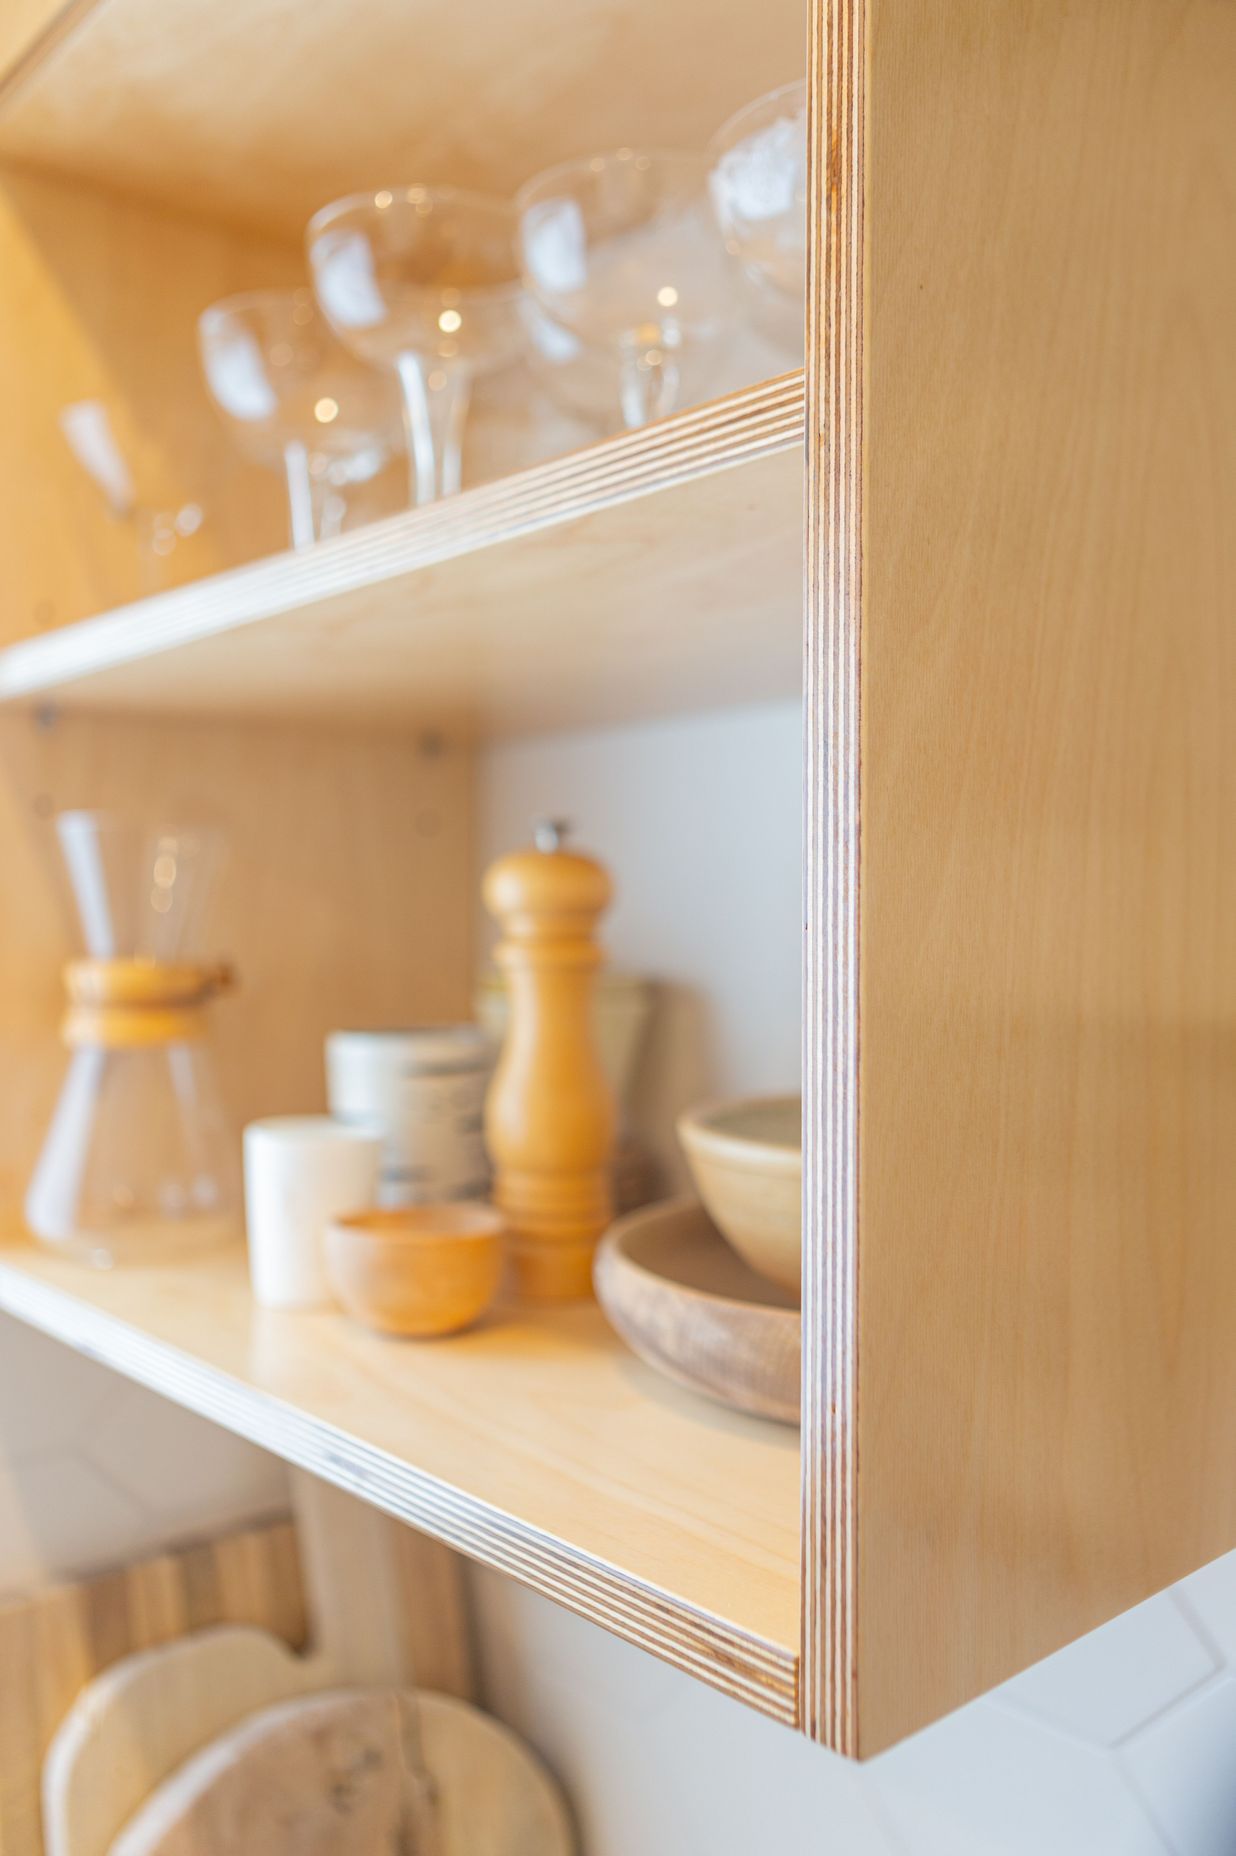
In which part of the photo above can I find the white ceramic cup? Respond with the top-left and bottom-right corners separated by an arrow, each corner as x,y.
243,1116 -> 382,1309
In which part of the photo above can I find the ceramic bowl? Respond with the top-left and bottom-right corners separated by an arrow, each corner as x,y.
324,1203 -> 505,1337
676,1094 -> 801,1297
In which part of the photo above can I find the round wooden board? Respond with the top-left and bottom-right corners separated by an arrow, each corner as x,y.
594,1198 -> 800,1424
108,1689 -> 575,1856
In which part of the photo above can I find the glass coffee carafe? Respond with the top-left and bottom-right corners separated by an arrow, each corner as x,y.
26,812 -> 240,1267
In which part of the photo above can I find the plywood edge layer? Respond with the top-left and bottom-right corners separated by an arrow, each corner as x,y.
0,1254 -> 799,1725
801,0 -> 865,1756
0,372 -> 805,710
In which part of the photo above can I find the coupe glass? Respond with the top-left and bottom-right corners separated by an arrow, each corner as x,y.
516,149 -> 735,430
525,297 -> 729,435
307,187 -> 526,505
59,400 -> 208,594
709,80 -> 808,357
198,287 -> 403,548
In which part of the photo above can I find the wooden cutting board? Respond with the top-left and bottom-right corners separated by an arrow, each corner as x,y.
41,1474 -> 476,1856
110,1690 -> 575,1856
111,1691 -> 413,1856
0,1518 -> 306,1856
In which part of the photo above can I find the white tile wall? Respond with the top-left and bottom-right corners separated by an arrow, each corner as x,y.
990,1592 -> 1217,1746
470,1565 -> 1236,1856
1124,1679 -> 1236,1856
1,702 -> 1233,1854
0,1310 -> 286,1600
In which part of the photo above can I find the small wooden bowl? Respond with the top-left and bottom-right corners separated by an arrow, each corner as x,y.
324,1204 -> 504,1337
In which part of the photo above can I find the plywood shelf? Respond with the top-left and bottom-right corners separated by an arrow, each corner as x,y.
0,1237 -> 800,1723
0,0 -> 803,238
0,374 -> 803,737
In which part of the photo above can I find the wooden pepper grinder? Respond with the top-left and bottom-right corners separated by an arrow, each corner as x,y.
483,820 -> 616,1301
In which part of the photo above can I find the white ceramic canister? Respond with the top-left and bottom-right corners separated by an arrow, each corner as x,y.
325,1026 -> 494,1207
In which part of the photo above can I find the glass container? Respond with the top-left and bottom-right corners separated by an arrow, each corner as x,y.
26,813 -> 240,1267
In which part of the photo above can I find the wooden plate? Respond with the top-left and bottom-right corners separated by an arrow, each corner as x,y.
594,1198 -> 800,1425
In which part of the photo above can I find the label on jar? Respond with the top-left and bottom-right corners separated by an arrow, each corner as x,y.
326,1032 -> 492,1207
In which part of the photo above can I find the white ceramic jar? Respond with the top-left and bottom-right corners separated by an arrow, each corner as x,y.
325,1026 -> 493,1207
243,1116 -> 382,1309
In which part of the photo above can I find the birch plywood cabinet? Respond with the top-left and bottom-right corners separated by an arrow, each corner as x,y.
0,0 -> 1229,1766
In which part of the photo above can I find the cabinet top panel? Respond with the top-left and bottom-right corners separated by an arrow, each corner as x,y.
0,0 -> 804,236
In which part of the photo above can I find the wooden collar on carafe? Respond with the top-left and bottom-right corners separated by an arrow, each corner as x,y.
61,957 -> 235,1049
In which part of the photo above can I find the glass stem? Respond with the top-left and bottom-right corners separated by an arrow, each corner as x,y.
396,354 -> 472,504
282,441 -> 319,549
618,341 -> 681,429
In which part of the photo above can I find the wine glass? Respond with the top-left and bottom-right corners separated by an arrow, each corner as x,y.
516,149 -> 735,430
709,80 -> 807,358
306,187 -> 527,505
198,288 -> 403,549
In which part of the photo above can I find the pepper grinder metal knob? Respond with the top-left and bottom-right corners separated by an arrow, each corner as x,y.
482,825 -> 616,1300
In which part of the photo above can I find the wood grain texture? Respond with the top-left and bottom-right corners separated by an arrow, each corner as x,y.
109,1690 -> 416,1856
0,1519 -> 306,1856
46,1473 -> 474,1856
0,376 -> 804,737
288,1470 -> 475,1701
0,710 -> 473,1226
484,838 -> 616,1301
0,0 -> 801,238
110,1692 -> 574,1856
847,0 -> 1236,1753
0,163 -> 301,643
0,1240 -> 801,1725
801,0 -> 864,1756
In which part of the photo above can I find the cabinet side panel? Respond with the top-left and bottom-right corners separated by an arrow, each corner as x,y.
857,0 -> 1236,1752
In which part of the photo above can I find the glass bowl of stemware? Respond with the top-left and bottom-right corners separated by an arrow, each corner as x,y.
306,186 -> 527,505
516,148 -> 736,430
198,287 -> 404,548
524,297 -> 736,437
708,79 -> 807,360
